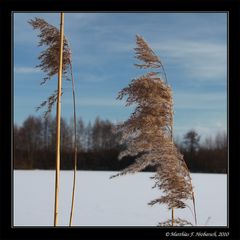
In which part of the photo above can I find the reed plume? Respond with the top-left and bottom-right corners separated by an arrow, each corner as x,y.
28,17 -> 71,118
112,35 -> 197,226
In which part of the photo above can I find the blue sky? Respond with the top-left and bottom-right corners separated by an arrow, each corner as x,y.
14,12 -> 227,140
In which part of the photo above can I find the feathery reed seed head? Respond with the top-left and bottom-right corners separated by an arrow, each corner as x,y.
29,17 -> 72,118
112,35 -> 195,226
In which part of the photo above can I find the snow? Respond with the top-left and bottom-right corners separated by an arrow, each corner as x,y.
14,170 -> 227,226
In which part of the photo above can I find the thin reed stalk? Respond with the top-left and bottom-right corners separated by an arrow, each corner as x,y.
54,12 -> 64,227
170,124 -> 174,226
182,160 -> 198,225
172,208 -> 174,226
69,62 -> 78,226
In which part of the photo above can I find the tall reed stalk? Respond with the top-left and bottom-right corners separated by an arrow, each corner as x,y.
29,14 -> 79,226
54,12 -> 64,227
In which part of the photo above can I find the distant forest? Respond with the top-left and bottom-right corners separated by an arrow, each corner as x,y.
14,115 -> 227,173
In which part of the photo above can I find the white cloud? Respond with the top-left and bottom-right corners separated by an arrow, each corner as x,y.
14,67 -> 40,74
152,40 -> 227,80
66,13 -> 102,25
85,36 -> 226,79
14,13 -> 226,83
174,91 -> 227,110
77,73 -> 110,83
64,97 -> 124,107
73,37 -> 226,82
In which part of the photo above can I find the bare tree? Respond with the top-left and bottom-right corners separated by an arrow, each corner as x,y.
203,135 -> 214,150
61,118 -> 73,152
215,131 -> 227,150
85,122 -> 93,151
112,35 -> 196,226
18,116 -> 43,168
91,117 -> 118,151
76,117 -> 85,151
184,129 -> 201,153
92,117 -> 103,151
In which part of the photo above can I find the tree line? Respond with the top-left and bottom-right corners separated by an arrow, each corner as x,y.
178,130 -> 227,173
14,115 -> 227,173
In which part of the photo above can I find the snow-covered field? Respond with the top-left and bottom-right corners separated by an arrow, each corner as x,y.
14,170 -> 227,227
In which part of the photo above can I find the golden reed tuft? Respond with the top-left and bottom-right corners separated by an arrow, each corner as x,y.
112,35 -> 197,226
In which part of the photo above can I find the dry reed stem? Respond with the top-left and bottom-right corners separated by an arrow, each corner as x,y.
54,12 -> 64,227
69,62 -> 78,226
159,217 -> 193,226
29,15 -> 79,227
